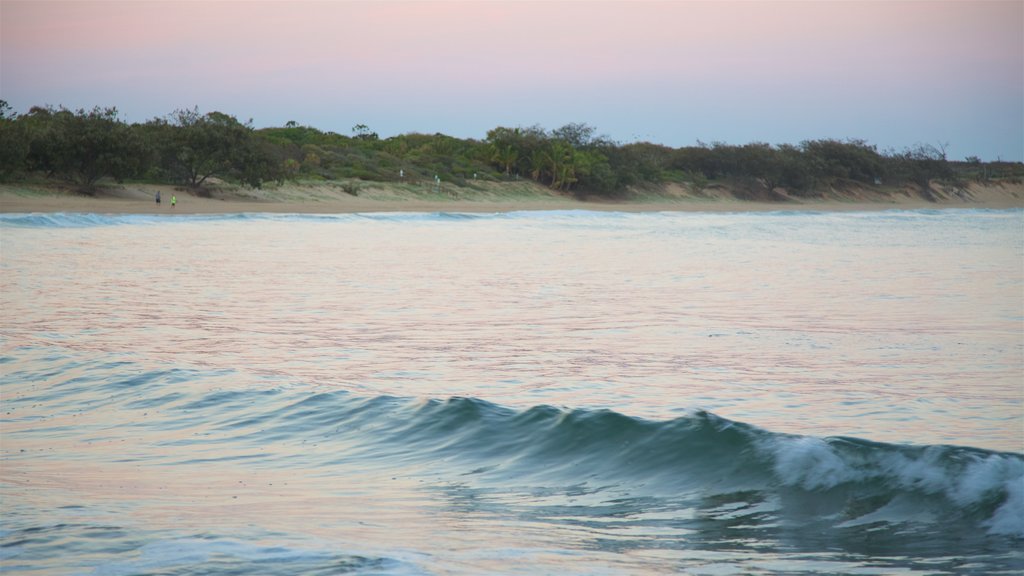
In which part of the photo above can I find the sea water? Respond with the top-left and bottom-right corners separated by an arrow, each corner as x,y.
1,209 -> 1021,575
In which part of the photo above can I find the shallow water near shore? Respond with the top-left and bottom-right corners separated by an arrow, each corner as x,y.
2,209 -> 1022,574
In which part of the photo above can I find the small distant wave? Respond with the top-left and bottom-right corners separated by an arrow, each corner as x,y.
0,210 -> 622,228
0,212 -> 139,228
0,212 -> 261,228
0,211 -> 505,228
2,207 -> 1020,229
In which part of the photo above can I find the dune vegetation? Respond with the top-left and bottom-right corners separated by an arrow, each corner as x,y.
1,101 -> 1021,203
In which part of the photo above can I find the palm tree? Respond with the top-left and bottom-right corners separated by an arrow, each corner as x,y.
543,140 -> 577,190
491,143 -> 518,176
529,148 -> 549,184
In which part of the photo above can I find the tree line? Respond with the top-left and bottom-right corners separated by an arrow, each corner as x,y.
1,101 -> 1020,198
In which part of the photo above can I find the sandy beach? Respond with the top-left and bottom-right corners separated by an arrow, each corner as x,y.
1,180 -> 1021,214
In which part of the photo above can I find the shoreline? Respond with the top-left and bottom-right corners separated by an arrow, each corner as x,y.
2,181 -> 1021,215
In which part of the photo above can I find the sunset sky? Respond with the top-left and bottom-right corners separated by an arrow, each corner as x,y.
2,0 -> 1021,161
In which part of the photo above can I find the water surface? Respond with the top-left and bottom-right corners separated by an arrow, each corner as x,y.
2,209 -> 1021,574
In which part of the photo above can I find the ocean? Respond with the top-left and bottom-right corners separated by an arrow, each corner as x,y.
1,208 -> 1021,575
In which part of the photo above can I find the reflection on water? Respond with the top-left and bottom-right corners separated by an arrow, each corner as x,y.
1,210 -> 1022,574
3,211 -> 1021,449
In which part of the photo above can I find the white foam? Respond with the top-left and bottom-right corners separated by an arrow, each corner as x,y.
769,436 -> 864,490
986,476 -> 1024,537
767,434 -> 1024,536
876,447 -> 950,494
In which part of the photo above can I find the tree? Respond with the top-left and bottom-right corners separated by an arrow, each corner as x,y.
551,122 -> 596,149
535,139 -> 577,190
889,143 -> 954,192
800,139 -> 883,184
486,125 -> 548,178
0,101 -> 28,181
775,143 -> 816,195
23,105 -> 143,191
737,143 -> 782,190
352,124 -> 378,141
156,107 -> 274,189
492,143 -> 518,176
486,127 -> 523,176
572,149 -> 617,197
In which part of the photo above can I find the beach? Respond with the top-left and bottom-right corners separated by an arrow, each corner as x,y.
5,0 -> 1021,572
2,180 -> 1021,214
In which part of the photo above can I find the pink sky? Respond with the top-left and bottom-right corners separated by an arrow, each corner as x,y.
2,0 -> 1021,160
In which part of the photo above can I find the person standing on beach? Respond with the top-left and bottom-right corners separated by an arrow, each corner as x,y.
171,195 -> 176,208
156,191 -> 161,204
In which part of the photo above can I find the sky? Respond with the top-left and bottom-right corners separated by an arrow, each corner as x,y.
1,0 -> 1021,161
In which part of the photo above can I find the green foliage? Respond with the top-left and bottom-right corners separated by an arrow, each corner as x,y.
800,139 -> 884,184
669,139 -> 890,196
3,101 -> 1017,197
0,101 -> 29,181
885,143 -> 955,191
351,124 -> 378,141
771,144 -> 813,194
150,107 -> 278,189
484,123 -> 658,196
550,122 -> 597,148
950,157 -> 1024,182
0,100 -> 15,121
21,105 -> 144,191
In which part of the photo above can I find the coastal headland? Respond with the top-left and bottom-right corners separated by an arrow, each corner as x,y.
2,179 -> 1021,215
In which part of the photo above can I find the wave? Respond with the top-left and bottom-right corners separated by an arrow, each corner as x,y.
0,209 -> 626,228
3,208 -> 1018,229
5,351 -> 1021,576
0,212 -> 257,228
326,396 -> 1024,538
14,360 -> 1015,540
0,211 -> 512,228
